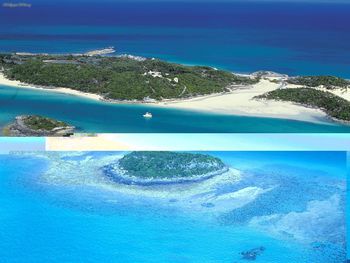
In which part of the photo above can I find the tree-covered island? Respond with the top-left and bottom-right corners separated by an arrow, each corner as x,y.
0,53 -> 257,101
3,115 -> 75,136
103,151 -> 229,185
1,52 -> 350,124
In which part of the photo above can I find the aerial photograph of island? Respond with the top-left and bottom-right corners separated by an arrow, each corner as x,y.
0,150 -> 346,262
0,0 -> 350,133
1,0 -> 349,262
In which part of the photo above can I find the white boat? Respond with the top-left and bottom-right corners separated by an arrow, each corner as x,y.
143,112 -> 152,118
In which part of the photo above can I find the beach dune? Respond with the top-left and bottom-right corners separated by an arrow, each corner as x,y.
155,79 -> 332,124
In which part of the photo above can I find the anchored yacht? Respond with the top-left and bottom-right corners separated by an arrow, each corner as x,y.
143,112 -> 153,118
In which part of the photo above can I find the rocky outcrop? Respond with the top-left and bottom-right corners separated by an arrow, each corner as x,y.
251,71 -> 288,79
240,246 -> 265,261
4,115 -> 75,137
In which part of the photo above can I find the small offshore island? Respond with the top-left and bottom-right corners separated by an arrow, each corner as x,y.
17,150 -> 346,263
3,115 -> 75,136
103,151 -> 229,185
0,52 -> 350,124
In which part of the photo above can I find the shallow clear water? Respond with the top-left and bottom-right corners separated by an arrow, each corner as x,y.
347,153 -> 350,260
1,84 -> 350,133
0,152 -> 346,262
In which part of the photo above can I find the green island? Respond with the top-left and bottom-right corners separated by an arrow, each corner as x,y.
103,151 -> 228,184
256,88 -> 350,121
287,76 -> 350,90
23,115 -> 69,130
0,53 -> 257,101
4,115 -> 75,136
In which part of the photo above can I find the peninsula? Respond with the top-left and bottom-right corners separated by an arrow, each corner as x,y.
255,87 -> 350,122
102,151 -> 229,185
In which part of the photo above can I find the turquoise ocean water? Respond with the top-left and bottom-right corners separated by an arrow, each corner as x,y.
1,84 -> 350,133
0,151 -> 346,262
0,1 -> 350,132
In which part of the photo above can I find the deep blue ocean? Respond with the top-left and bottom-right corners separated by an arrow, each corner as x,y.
0,1 -> 349,77
0,151 -> 347,262
0,1 -> 350,132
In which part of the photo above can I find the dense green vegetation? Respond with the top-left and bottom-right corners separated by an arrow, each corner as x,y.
22,115 -> 68,131
256,88 -> 350,121
0,53 -> 257,100
287,76 -> 350,89
117,151 -> 226,178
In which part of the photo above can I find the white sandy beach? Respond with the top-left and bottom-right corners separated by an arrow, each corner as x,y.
1,72 -> 349,124
154,79 -> 334,124
0,72 -> 103,101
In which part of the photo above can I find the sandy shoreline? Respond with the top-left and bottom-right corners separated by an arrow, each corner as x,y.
0,72 -> 345,125
0,72 -> 103,101
154,79 -> 334,124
